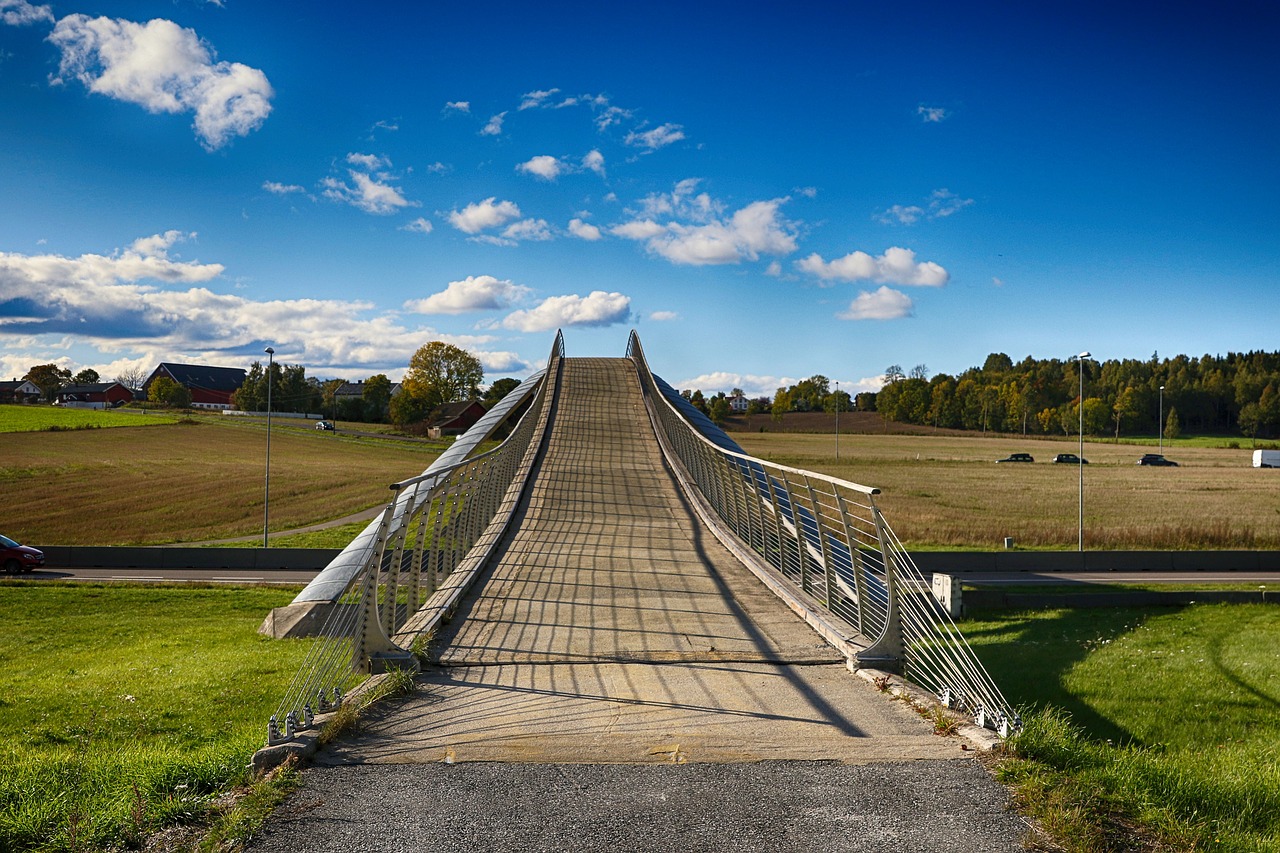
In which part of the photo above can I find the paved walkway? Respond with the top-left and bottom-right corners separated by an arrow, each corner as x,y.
250,358 -> 1029,850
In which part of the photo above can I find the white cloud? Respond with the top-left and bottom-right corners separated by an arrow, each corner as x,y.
480,111 -> 507,136
48,15 -> 273,150
477,350 -> 527,372
400,217 -> 433,234
649,310 -> 679,322
797,246 -> 949,286
502,218 -> 553,241
594,104 -> 632,131
876,204 -> 924,225
613,193 -> 798,267
500,290 -> 631,332
625,122 -> 685,150
0,236 -> 500,373
568,218 -> 602,241
582,149 -> 605,176
404,275 -> 530,315
765,260 -> 782,277
918,104 -> 948,123
516,155 -> 562,181
447,198 -> 521,234
928,188 -> 974,218
877,189 -> 973,225
444,100 -> 470,113
678,371 -> 800,399
263,181 -> 305,195
1,0 -> 52,25
346,152 -> 386,171
518,88 -> 559,110
838,286 -> 914,320
321,170 -> 414,215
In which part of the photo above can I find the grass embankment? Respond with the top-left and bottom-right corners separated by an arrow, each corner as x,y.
965,603 -> 1280,850
734,431 -> 1280,550
0,416 -> 448,546
0,405 -> 179,433
0,582 -> 307,851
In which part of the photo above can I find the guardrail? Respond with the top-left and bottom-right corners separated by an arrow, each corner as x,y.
264,332 -> 564,746
626,330 -> 1018,735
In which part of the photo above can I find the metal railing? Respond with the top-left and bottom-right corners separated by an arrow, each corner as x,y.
626,330 -> 1018,735
265,332 -> 564,745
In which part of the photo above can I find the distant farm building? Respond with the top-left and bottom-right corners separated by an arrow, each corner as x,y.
0,380 -> 42,404
425,401 -> 487,438
144,363 -> 248,410
53,382 -> 134,409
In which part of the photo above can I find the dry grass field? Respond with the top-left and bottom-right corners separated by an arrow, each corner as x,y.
732,431 -> 1280,550
1,417 -> 443,546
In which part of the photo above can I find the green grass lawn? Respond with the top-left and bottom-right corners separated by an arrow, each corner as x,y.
964,603 -> 1280,850
0,582 -> 308,852
0,404 -> 178,433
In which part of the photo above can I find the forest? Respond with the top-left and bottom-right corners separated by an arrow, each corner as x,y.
768,351 -> 1280,439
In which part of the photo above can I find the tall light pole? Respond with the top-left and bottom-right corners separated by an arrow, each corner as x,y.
1072,351 -> 1091,552
1159,384 -> 1165,454
263,346 -> 274,549
834,380 -> 840,460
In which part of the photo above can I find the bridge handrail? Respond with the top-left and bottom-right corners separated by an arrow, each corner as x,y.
265,331 -> 565,745
625,329 -> 1017,735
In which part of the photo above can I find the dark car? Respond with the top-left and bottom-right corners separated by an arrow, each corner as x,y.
1,535 -> 44,573
1138,454 -> 1178,466
996,453 -> 1034,463
1052,453 -> 1089,464
315,420 -> 335,431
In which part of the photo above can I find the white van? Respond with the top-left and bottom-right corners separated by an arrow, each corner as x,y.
1252,449 -> 1280,468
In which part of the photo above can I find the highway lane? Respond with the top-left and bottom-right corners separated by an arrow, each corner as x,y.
15,567 -> 316,585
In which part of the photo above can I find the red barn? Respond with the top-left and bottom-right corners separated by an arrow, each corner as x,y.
144,363 -> 248,410
53,382 -> 134,409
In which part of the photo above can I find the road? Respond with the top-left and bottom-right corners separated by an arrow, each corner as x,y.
16,567 -> 315,585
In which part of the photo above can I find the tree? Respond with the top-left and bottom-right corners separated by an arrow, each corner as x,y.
909,364 -> 929,381
688,389 -> 707,414
114,366 -> 148,390
771,388 -> 791,422
483,378 -> 522,408
883,364 -> 905,384
1111,386 -> 1140,438
395,342 -> 483,426
708,395 -> 730,425
1164,406 -> 1181,440
148,376 -> 191,408
362,374 -> 393,421
72,368 -> 100,385
24,363 -> 71,401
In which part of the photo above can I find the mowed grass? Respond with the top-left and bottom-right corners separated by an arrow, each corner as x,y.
733,431 -> 1280,549
1,417 -> 447,545
964,604 -> 1280,850
0,582 -> 307,852
0,404 -> 179,433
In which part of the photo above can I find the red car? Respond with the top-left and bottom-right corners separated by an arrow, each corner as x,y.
1,535 -> 44,573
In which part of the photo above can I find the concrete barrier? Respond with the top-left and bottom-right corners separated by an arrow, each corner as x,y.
911,550 -> 1280,575
35,546 -> 340,571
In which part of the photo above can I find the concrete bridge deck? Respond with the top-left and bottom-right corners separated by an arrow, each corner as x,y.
250,358 -> 1030,850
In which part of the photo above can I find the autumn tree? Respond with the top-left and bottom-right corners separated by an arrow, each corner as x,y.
24,363 -> 71,401
483,378 -> 521,407
392,342 -> 483,427
72,368 -> 100,385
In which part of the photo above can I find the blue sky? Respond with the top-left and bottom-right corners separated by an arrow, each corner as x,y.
2,0 -> 1277,397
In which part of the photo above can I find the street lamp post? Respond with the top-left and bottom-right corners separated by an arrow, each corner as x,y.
1159,384 -> 1165,454
834,380 -> 840,460
1072,351 -> 1091,552
263,346 -> 274,549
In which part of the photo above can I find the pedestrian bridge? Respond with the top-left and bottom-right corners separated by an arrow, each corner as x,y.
260,331 -> 1015,762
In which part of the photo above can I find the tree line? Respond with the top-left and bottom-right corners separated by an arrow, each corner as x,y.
756,351 -> 1280,439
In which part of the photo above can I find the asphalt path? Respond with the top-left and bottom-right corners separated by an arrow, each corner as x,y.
248,761 -> 1034,853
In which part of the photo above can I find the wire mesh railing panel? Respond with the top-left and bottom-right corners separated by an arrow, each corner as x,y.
625,329 -> 1017,735
267,332 -> 564,745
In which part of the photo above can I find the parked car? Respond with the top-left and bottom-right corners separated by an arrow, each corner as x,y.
1,534 -> 44,573
1052,453 -> 1089,464
315,420 -> 335,431
996,453 -> 1034,463
1138,453 -> 1178,467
